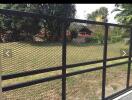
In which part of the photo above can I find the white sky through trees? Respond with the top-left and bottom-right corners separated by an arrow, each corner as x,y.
75,4 -> 118,24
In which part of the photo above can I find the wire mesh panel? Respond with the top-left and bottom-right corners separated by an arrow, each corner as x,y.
0,12 -> 64,75
107,27 -> 130,59
0,8 -> 132,100
105,64 -> 128,97
66,70 -> 102,100
130,63 -> 132,86
0,13 -> 63,100
2,79 -> 61,100
0,42 -> 62,75
67,23 -> 104,65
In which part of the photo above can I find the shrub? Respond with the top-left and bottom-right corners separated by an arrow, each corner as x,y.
85,36 -> 98,43
111,36 -> 122,43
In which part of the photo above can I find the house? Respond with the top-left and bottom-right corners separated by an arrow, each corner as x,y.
72,27 -> 94,43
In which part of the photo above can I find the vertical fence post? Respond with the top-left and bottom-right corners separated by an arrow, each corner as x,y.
102,24 -> 109,100
0,56 -> 2,99
62,23 -> 67,100
126,28 -> 132,88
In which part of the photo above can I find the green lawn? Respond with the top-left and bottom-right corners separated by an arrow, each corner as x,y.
1,41 -> 132,100
0,41 -> 128,75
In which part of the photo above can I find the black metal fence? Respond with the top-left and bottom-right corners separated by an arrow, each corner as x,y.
0,9 -> 132,100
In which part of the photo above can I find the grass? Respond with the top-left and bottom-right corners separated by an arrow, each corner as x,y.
1,41 -> 132,100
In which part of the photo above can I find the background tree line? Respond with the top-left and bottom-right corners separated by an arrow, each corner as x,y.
0,4 -> 131,43
0,4 -> 76,42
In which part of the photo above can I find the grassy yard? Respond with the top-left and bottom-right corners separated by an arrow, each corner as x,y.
1,41 -> 132,100
0,41 -> 128,75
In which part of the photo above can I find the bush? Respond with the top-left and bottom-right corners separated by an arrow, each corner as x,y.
111,36 -> 122,43
85,36 -> 98,43
95,32 -> 104,44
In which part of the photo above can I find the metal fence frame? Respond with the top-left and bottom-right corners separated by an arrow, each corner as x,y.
0,9 -> 132,100
0,49 -> 2,100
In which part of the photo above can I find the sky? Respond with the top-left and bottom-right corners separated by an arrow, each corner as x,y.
75,4 -> 118,24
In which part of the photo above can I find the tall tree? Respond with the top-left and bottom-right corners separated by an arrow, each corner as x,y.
87,7 -> 108,22
86,7 -> 108,44
112,4 -> 132,39
0,4 -> 76,42
112,4 -> 132,25
39,4 -> 76,40
0,4 -> 42,41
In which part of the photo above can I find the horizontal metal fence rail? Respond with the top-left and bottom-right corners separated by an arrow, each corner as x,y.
0,9 -> 132,100
2,56 -> 129,80
2,60 -> 131,92
105,85 -> 132,100
127,28 -> 132,88
0,9 -> 131,28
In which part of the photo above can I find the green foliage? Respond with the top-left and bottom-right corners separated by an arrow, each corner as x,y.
0,4 -> 42,42
87,7 -> 108,22
85,36 -> 98,43
94,26 -> 104,44
109,27 -> 128,43
0,4 -> 76,42
113,4 -> 132,25
111,36 -> 122,43
86,7 -> 108,43
112,4 -> 132,39
40,4 -> 76,37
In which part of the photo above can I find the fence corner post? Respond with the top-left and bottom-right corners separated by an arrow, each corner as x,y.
126,27 -> 132,88
62,22 -> 67,100
102,24 -> 109,100
0,58 -> 2,100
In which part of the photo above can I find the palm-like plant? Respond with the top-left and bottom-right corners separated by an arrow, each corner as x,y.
87,7 -> 108,44
87,7 -> 108,22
